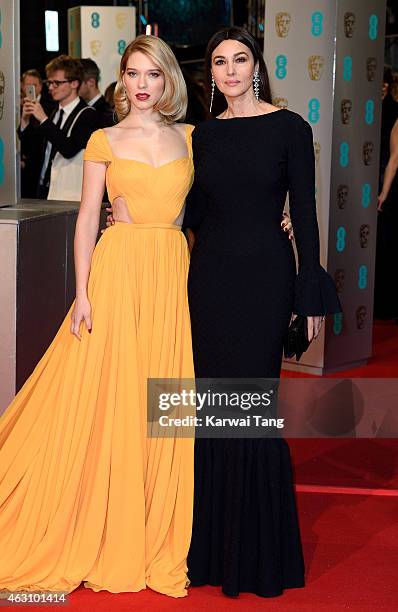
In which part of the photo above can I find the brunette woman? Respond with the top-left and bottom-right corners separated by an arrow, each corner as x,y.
184,27 -> 341,598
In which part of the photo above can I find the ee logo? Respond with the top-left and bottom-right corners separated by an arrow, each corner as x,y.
308,98 -> 320,124
311,12 -> 323,37
336,226 -> 346,252
365,99 -> 374,125
91,12 -> 100,28
339,142 -> 349,167
368,14 -> 378,40
343,56 -> 352,81
361,183 -> 371,208
358,265 -> 368,289
275,55 -> 287,79
118,40 -> 127,55
333,313 -> 343,335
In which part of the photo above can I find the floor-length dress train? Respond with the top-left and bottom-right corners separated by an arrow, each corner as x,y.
0,126 -> 195,597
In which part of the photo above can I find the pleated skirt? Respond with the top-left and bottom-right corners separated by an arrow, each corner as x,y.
0,222 -> 194,597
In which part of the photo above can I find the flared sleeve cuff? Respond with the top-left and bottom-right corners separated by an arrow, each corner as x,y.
294,265 -> 342,316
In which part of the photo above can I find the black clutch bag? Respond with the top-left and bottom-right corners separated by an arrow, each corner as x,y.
283,315 -> 310,361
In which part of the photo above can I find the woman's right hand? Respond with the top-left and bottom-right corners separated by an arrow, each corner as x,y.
101,205 -> 115,234
70,295 -> 92,340
106,205 -> 115,227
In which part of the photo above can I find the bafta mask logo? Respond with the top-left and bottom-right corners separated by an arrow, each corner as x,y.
0,71 -> 4,121
275,12 -> 291,38
314,142 -> 321,165
337,184 -> 348,210
366,57 -> 377,82
334,269 -> 345,293
341,99 -> 352,125
356,305 -> 367,330
344,12 -> 355,38
363,142 -> 374,166
90,40 -> 102,57
360,224 -> 370,248
308,55 -> 325,81
116,12 -> 127,29
272,97 -> 288,109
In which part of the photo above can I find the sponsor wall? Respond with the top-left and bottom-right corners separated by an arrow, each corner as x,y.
264,0 -> 386,373
0,0 -> 20,205
68,6 -> 136,93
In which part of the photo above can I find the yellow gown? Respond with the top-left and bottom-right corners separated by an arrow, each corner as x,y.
0,126 -> 195,597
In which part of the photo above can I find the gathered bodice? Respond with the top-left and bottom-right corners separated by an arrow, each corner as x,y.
84,126 -> 194,225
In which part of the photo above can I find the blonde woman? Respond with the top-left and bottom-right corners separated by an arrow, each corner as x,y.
0,36 -> 194,598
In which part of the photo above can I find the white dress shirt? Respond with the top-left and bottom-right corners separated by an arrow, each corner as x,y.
40,96 -> 81,184
87,93 -> 102,107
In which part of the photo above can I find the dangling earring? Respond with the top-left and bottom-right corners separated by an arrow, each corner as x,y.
209,76 -> 215,113
253,70 -> 260,102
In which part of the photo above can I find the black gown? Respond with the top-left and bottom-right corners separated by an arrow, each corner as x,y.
374,94 -> 398,319
183,109 -> 341,597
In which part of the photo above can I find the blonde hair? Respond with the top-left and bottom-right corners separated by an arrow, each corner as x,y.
114,35 -> 187,124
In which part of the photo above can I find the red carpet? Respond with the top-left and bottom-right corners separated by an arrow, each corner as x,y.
10,321 -> 398,610
288,320 -> 398,491
19,491 -> 397,611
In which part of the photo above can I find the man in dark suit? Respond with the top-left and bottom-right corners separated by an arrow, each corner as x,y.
79,58 -> 115,127
18,69 -> 56,197
20,55 -> 99,200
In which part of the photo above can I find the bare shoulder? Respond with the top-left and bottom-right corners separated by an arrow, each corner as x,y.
102,125 -> 119,139
173,122 -> 193,134
103,123 -> 136,143
103,122 -> 124,131
170,123 -> 194,145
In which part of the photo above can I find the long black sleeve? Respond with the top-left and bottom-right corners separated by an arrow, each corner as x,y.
39,107 -> 99,159
287,117 -> 341,315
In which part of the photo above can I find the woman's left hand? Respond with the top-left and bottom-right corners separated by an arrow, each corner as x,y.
307,316 -> 324,341
281,212 -> 294,240
377,192 -> 387,211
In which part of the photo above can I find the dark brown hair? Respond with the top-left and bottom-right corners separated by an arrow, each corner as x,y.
45,55 -> 84,87
79,58 -> 100,85
205,27 -> 272,115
